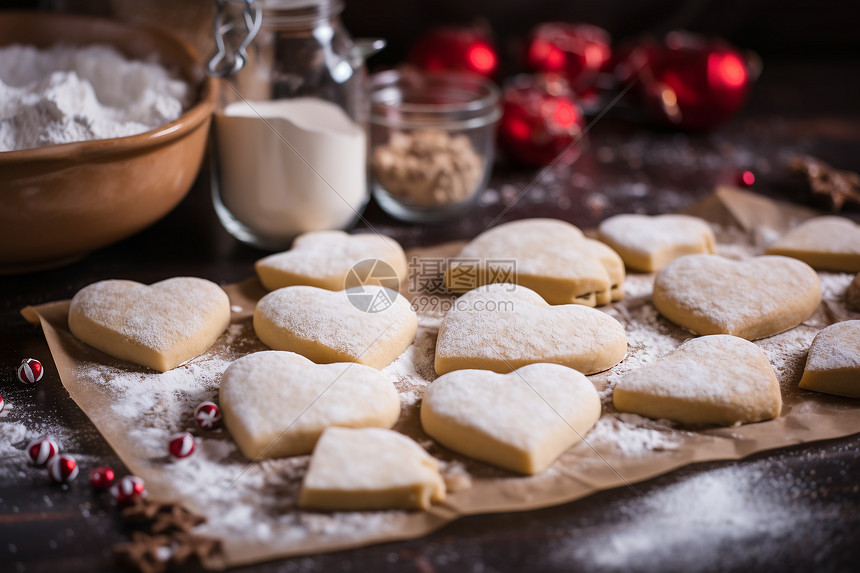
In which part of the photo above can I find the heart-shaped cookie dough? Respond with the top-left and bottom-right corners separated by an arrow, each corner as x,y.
255,231 -> 408,291
765,216 -> 860,272
68,277 -> 231,372
220,351 -> 400,459
299,427 -> 446,510
798,320 -> 860,398
254,285 -> 418,369
613,335 -> 782,426
435,283 -> 627,375
444,218 -> 623,307
587,238 -> 625,304
653,254 -> 821,340
598,214 -> 716,272
421,363 -> 601,474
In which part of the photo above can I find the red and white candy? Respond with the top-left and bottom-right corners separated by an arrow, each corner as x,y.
48,454 -> 79,483
89,466 -> 116,491
111,475 -> 146,506
168,432 -> 195,459
0,393 -> 4,413
17,358 -> 44,384
26,436 -> 59,466
194,401 -> 222,429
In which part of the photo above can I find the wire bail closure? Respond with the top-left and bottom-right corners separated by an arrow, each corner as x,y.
208,0 -> 263,77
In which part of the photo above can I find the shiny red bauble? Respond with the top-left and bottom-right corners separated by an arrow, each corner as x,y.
498,76 -> 586,167
408,26 -> 498,77
89,466 -> 116,491
618,32 -> 752,129
526,22 -> 611,91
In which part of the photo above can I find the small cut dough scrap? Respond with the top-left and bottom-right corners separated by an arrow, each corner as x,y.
653,254 -> 821,340
68,277 -> 231,372
254,285 -> 417,369
421,364 -> 601,474
255,230 -> 408,291
444,218 -> 624,307
765,216 -> 860,272
598,214 -> 716,272
299,427 -> 446,511
435,283 -> 627,375
220,351 -> 400,459
613,335 -> 782,426
798,320 -> 860,398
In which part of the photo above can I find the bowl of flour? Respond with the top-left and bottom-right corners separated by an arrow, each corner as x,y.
0,11 -> 216,273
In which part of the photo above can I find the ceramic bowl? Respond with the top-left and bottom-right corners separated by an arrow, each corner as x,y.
0,11 -> 217,273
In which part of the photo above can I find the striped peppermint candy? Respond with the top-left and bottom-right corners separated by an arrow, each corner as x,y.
0,393 -> 4,413
111,475 -> 146,506
26,436 -> 59,466
168,432 -> 195,459
194,401 -> 222,429
48,454 -> 79,483
17,358 -> 44,384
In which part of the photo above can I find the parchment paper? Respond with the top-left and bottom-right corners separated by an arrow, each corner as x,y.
22,188 -> 860,569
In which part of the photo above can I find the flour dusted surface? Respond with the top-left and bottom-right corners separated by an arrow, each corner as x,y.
0,44 -> 189,152
42,221 -> 860,563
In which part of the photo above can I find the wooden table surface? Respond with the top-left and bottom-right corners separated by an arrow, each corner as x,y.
1,59 -> 859,573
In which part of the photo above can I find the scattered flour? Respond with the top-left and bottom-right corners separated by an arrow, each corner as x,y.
0,44 -> 189,152
28,221 -> 860,562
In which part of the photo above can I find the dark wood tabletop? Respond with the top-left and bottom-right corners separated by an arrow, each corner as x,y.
1,59 -> 859,573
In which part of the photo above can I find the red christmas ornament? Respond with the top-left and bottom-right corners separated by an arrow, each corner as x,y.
17,358 -> 44,384
111,475 -> 147,506
498,75 -> 586,167
736,170 -> 755,187
27,436 -> 59,466
89,466 -> 116,491
624,32 -> 752,129
168,432 -> 195,460
526,23 -> 611,91
408,26 -> 498,77
194,401 -> 222,430
48,454 -> 79,483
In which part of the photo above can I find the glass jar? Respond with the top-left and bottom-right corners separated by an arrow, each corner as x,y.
369,70 -> 501,223
210,0 -> 383,250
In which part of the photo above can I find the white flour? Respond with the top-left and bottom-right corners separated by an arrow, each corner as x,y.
0,44 -> 189,152
214,98 -> 368,245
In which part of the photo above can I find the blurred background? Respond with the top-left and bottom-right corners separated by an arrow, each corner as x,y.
4,0 -> 859,62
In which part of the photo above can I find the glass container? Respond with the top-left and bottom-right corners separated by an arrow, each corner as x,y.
369,70 -> 501,223
210,0 -> 383,250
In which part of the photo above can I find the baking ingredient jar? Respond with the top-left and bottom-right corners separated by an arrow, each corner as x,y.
209,0 -> 384,250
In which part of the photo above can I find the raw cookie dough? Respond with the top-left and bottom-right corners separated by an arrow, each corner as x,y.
68,277 -> 230,372
653,254 -> 821,340
299,427 -> 446,511
765,216 -> 860,272
254,285 -> 417,369
435,283 -> 627,375
586,238 -> 626,304
220,351 -> 400,459
847,274 -> 860,312
798,320 -> 860,398
598,214 -> 716,272
613,335 -> 782,426
443,218 -> 624,307
421,364 -> 601,474
255,231 -> 408,291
